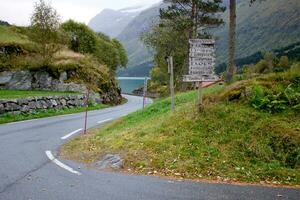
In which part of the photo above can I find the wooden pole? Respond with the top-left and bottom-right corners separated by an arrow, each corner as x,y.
84,89 -> 90,134
143,77 -> 148,109
197,81 -> 203,111
169,56 -> 175,111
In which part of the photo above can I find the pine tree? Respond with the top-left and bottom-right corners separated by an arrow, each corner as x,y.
160,0 -> 225,78
161,0 -> 225,39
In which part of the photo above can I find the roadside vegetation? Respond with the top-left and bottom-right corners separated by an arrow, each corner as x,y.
0,0 -> 128,122
0,103 -> 108,124
0,90 -> 79,99
0,0 -> 127,103
62,62 -> 300,186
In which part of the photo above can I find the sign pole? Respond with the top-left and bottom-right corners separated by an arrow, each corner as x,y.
143,77 -> 148,109
84,89 -> 90,134
197,81 -> 203,111
169,56 -> 175,111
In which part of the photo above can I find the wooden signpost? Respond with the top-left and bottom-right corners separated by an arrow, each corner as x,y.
183,39 -> 218,109
143,77 -> 149,109
167,56 -> 175,111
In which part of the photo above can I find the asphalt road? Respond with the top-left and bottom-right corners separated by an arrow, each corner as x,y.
0,95 -> 299,200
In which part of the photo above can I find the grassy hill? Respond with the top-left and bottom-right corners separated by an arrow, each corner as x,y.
62,70 -> 300,186
0,25 -> 30,44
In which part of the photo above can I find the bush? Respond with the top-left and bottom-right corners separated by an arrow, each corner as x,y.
250,82 -> 300,113
61,20 -> 128,73
61,20 -> 98,54
241,53 -> 293,78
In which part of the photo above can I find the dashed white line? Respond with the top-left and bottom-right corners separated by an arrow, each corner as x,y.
97,118 -> 113,124
45,151 -> 81,175
61,128 -> 83,140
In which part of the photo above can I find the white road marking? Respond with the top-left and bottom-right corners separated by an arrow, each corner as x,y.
97,118 -> 113,124
61,128 -> 83,140
45,151 -> 81,175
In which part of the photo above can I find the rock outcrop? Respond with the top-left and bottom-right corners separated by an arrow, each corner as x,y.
0,70 -> 122,105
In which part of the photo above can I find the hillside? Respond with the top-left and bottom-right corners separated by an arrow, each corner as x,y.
116,3 -> 163,68
62,69 -> 300,186
0,25 -> 30,44
214,0 -> 300,64
113,0 -> 300,76
88,8 -> 141,38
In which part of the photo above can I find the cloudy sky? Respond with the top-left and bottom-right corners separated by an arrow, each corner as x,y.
0,0 -> 162,26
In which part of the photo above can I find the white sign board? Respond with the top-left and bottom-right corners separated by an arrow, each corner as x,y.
183,75 -> 219,82
183,39 -> 218,82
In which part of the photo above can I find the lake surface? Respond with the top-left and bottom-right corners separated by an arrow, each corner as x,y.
117,77 -> 148,94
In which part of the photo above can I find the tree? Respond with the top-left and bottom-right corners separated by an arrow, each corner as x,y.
112,39 -> 128,68
61,20 -> 98,54
225,0 -> 236,83
226,0 -> 266,83
162,0 -> 225,39
61,20 -> 128,73
143,0 -> 225,92
30,0 -> 61,62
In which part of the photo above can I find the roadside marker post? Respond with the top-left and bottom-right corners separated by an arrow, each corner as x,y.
83,89 -> 90,134
167,56 -> 175,112
143,77 -> 148,109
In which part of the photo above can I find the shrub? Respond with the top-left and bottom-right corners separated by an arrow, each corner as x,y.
250,83 -> 300,113
61,20 -> 98,54
276,56 -> 290,72
61,20 -> 128,73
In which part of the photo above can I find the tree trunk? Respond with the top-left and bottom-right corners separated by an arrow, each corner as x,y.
226,0 -> 237,83
182,1 -> 197,91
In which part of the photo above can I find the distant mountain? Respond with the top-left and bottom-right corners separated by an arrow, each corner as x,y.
88,6 -> 143,38
88,3 -> 161,76
117,3 -> 163,68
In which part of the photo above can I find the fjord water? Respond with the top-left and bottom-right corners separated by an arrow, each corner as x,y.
117,77 -> 146,94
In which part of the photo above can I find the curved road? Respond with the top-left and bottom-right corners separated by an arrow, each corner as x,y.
0,95 -> 299,200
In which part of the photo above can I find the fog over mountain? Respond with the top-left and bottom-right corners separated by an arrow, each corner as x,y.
88,4 -> 156,38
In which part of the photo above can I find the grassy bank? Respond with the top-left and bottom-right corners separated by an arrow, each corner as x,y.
0,90 -> 79,99
0,25 -> 29,44
0,103 -> 108,124
61,73 -> 300,186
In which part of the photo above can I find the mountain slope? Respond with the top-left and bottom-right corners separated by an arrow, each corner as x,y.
215,0 -> 300,63
117,3 -> 163,68
88,8 -> 141,38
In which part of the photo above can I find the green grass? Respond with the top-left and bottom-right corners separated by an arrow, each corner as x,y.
0,25 -> 29,44
0,90 -> 80,99
61,76 -> 300,186
0,104 -> 109,124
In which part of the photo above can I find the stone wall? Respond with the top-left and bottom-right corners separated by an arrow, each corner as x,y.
0,70 -> 86,92
0,70 -> 123,106
0,95 -> 85,115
